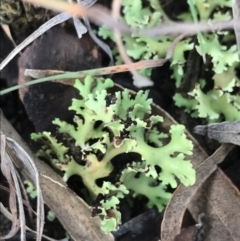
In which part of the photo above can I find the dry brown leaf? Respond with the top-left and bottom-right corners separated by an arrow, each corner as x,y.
2,74 -> 234,241
173,226 -> 196,241
5,136 -> 44,241
194,120 -> 240,146
1,111 -> 114,241
2,75 -> 207,240
0,134 -> 21,240
161,143 -> 234,241
188,169 -> 240,241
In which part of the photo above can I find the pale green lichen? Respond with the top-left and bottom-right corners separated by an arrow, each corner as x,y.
47,211 -> 56,222
98,0 -> 240,123
170,1 -> 240,122
24,180 -> 37,199
98,0 -> 193,79
32,76 -> 195,233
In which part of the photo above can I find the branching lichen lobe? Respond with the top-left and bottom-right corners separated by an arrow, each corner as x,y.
31,76 -> 195,232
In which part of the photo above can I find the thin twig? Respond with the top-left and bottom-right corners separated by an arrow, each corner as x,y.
0,184 -> 37,215
22,0 -> 240,36
0,36 -> 187,95
0,0 -> 96,71
5,142 -> 27,241
6,137 -> 45,241
0,134 -> 20,240
1,0 -> 239,72
16,172 -> 34,226
1,111 -> 114,241
0,13 -> 72,71
111,0 -> 154,87
0,133 -> 20,240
